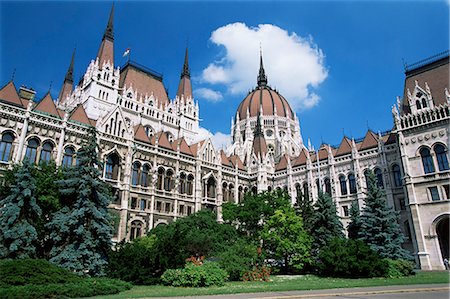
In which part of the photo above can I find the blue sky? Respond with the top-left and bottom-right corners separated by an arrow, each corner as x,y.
1,1 -> 448,149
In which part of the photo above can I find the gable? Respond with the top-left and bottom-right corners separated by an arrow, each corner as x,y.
335,137 -> 352,157
34,92 -> 62,118
0,81 -> 23,107
359,131 -> 379,151
69,105 -> 95,126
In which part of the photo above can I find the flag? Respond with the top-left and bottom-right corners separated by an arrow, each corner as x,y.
123,48 -> 130,57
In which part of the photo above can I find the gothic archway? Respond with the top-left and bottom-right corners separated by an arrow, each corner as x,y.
436,216 -> 449,260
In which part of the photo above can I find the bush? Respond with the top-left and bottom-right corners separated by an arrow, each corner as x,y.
0,278 -> 132,299
317,238 -> 386,278
108,236 -> 160,285
383,259 -> 416,277
0,259 -> 81,287
242,266 -> 271,282
161,261 -> 228,287
216,239 -> 259,281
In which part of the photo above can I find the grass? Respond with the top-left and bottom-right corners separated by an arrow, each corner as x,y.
91,271 -> 449,298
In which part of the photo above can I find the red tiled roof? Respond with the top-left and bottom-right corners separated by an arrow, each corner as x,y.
119,63 -> 169,106
252,135 -> 268,159
178,138 -> 194,156
155,131 -> 172,150
292,148 -> 308,167
69,105 -> 95,126
335,137 -> 352,157
190,140 -> 205,157
229,155 -> 245,170
275,154 -> 289,171
134,124 -> 151,144
0,81 -> 23,107
359,131 -> 379,151
384,132 -> 397,145
220,150 -> 233,167
34,92 -> 63,118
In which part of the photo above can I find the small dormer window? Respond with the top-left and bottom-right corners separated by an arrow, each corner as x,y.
149,101 -> 154,106
127,92 -> 132,98
106,66 -> 110,70
168,108 -> 172,113
112,79 -> 115,86
97,74 -> 101,80
421,98 -> 427,108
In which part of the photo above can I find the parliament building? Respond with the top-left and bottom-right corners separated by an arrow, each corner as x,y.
0,5 -> 448,270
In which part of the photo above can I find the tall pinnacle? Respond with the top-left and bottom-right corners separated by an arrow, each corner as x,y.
104,2 -> 114,41
176,47 -> 192,99
97,3 -> 115,67
64,48 -> 75,83
181,47 -> 190,78
257,49 -> 268,87
254,112 -> 264,137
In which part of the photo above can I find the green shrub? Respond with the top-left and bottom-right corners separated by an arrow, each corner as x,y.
161,262 -> 228,287
108,236 -> 160,284
317,238 -> 386,278
0,278 -> 132,299
0,259 -> 81,287
383,259 -> 416,277
216,239 -> 258,281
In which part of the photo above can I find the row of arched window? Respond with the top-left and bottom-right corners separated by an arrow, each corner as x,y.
0,132 -> 77,166
420,144 -> 449,174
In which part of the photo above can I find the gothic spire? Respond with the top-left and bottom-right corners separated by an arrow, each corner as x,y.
64,48 -> 75,83
58,49 -> 76,104
97,3 -> 115,67
103,2 -> 114,42
177,47 -> 192,99
181,47 -> 190,78
254,112 -> 264,137
257,49 -> 268,87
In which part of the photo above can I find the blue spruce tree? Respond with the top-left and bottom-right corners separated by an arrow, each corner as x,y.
47,127 -> 113,276
310,191 -> 344,252
347,200 -> 362,240
359,170 -> 411,260
0,160 -> 42,259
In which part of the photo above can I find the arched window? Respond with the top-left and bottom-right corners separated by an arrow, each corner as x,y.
130,220 -> 143,241
348,173 -> 357,194
187,174 -> 194,195
364,169 -> 370,188
315,179 -> 321,194
165,132 -> 174,143
40,142 -> 54,163
252,186 -> 258,195
179,173 -> 186,194
157,167 -> 164,190
416,100 -> 421,110
62,147 -> 75,167
324,178 -> 331,195
131,162 -> 141,186
164,169 -> 173,191
392,164 -> 402,187
339,175 -> 347,195
105,153 -> 120,180
434,144 -> 449,171
140,164 -> 150,187
0,132 -> 14,162
144,125 -> 154,137
420,147 -> 435,174
303,182 -> 309,199
295,183 -> 302,201
374,168 -> 384,189
25,138 -> 39,163
206,177 -> 216,198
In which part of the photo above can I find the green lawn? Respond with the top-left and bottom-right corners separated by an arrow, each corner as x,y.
91,271 -> 449,298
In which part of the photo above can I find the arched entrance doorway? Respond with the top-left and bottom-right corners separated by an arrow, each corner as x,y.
436,216 -> 449,260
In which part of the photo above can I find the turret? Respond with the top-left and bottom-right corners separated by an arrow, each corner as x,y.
58,49 -> 75,104
176,47 -> 192,100
97,3 -> 115,68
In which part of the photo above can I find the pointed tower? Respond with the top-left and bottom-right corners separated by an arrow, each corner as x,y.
58,49 -> 75,104
97,3 -> 115,68
252,113 -> 268,161
257,50 -> 268,87
176,47 -> 192,99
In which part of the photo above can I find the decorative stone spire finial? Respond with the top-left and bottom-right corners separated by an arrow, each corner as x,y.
254,112 -> 264,138
257,48 -> 268,87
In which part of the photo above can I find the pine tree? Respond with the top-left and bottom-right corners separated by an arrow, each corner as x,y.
347,200 -> 362,240
359,170 -> 411,260
294,189 -> 314,233
0,160 -> 42,259
310,191 -> 344,252
47,127 -> 113,276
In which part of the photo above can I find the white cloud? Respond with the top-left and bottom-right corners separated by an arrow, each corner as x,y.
193,127 -> 231,150
201,22 -> 328,110
196,87 -> 223,102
